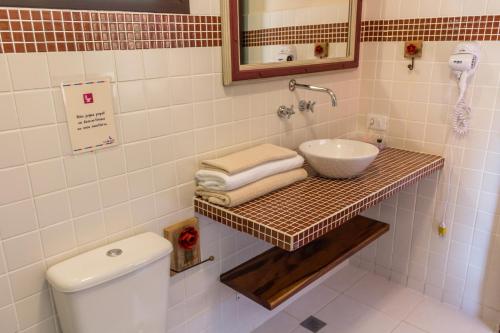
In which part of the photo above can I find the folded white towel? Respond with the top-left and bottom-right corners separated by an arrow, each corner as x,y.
196,155 -> 304,191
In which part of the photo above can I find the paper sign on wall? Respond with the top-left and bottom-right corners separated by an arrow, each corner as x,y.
62,79 -> 118,154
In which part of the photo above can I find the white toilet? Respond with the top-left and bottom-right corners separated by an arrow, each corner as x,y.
46,232 -> 173,333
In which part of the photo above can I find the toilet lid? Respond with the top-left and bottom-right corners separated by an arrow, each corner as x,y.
46,232 -> 173,293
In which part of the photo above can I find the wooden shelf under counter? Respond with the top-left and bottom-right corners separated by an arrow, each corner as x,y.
220,215 -> 389,310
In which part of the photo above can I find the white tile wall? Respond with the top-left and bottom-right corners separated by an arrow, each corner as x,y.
0,167 -> 31,205
28,159 -> 66,196
83,51 -> 117,82
22,126 -> 61,163
0,43 -> 358,332
7,53 -> 51,91
14,90 -> 56,128
0,200 -> 37,240
245,43 -> 349,64
242,2 -> 350,30
0,131 -> 25,169
0,55 -> 12,92
352,1 -> 500,328
0,1 -> 498,332
0,94 -> 19,131
47,53 -> 85,87
362,0 -> 500,19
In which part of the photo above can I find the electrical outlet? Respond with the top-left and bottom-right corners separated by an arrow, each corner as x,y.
367,114 -> 388,131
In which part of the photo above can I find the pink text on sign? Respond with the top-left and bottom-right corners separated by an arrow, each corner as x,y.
83,93 -> 94,104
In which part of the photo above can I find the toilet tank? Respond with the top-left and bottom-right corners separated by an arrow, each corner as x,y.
46,232 -> 173,333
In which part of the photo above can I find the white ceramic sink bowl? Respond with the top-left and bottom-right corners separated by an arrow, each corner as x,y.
299,139 -> 379,179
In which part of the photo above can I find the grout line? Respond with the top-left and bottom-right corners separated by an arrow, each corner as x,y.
2,35 -> 36,329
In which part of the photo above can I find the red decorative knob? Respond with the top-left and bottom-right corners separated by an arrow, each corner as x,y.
315,45 -> 324,54
406,44 -> 417,56
178,226 -> 199,250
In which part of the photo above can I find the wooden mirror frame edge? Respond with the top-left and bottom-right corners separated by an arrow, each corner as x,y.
221,0 -> 362,86
0,0 -> 190,13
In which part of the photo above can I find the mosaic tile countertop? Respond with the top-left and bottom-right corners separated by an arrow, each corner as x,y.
194,148 -> 445,251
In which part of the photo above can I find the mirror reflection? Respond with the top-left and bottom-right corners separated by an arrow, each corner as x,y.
240,0 -> 351,65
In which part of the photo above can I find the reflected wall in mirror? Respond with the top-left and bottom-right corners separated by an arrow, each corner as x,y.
240,0 -> 350,65
221,0 -> 362,85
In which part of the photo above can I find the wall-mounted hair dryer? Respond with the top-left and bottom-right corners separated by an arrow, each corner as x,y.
449,43 -> 480,100
448,43 -> 480,135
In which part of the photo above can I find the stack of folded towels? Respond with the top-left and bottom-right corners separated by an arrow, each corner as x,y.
195,144 -> 308,208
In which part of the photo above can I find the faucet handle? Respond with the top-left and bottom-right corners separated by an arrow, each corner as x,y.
277,105 -> 295,119
298,100 -> 307,112
299,100 -> 315,113
308,101 -> 316,113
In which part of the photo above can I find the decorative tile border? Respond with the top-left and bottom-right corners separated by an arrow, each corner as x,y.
1,7 -> 498,52
195,148 -> 444,251
241,23 -> 349,47
240,15 -> 500,48
361,15 -> 500,42
0,7 -> 221,53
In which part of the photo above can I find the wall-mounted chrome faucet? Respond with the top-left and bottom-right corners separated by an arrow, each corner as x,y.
289,79 -> 338,107
277,101 -> 315,119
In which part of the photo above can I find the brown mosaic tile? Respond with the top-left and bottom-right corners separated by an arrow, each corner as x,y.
195,148 -> 444,251
0,6 -> 498,52
241,22 -> 350,47
360,15 -> 500,42
0,6 -> 222,53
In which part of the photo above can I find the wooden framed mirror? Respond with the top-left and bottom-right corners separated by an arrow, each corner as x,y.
221,0 -> 362,85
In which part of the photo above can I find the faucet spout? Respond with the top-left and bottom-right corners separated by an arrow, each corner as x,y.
289,79 -> 337,107
326,89 -> 338,107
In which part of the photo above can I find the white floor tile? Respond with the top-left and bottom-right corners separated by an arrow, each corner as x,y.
291,327 -> 311,333
284,285 -> 339,322
322,264 -> 368,292
252,311 -> 299,333
345,273 -> 424,320
315,295 -> 399,333
257,267 -> 494,333
315,295 -> 372,324
319,309 -> 399,333
406,298 -> 493,333
347,313 -> 400,333
392,322 -> 427,333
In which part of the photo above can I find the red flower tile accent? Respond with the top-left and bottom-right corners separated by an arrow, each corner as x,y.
195,148 -> 444,251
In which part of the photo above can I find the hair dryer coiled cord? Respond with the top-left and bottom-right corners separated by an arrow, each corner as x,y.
452,98 -> 470,135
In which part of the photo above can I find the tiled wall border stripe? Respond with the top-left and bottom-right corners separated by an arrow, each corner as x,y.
241,23 -> 349,47
1,7 -> 499,53
0,7 -> 221,53
361,15 -> 500,42
242,15 -> 500,47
